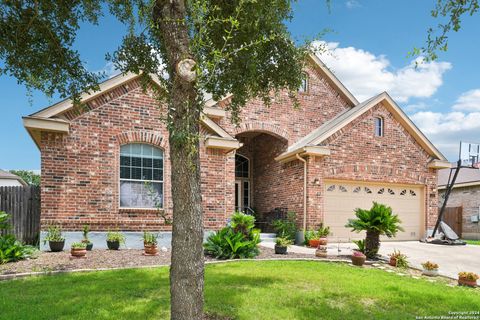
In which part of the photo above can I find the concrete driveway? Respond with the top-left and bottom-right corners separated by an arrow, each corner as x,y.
378,241 -> 480,279
260,240 -> 480,279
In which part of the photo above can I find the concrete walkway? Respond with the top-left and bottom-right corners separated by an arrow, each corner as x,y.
260,241 -> 480,279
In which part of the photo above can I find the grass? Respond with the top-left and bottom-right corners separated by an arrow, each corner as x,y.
464,239 -> 480,245
1,261 -> 479,319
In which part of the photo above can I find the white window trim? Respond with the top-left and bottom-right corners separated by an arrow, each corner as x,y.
374,117 -> 384,137
119,143 -> 165,210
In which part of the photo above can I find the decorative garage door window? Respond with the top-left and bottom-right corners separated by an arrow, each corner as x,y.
326,184 -> 418,197
120,143 -> 164,208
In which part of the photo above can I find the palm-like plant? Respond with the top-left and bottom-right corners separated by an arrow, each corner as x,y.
345,202 -> 403,258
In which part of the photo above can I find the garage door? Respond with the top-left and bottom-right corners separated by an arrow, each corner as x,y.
324,181 -> 424,241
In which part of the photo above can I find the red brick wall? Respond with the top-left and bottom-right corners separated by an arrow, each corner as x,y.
305,102 -> 438,230
40,79 -> 230,231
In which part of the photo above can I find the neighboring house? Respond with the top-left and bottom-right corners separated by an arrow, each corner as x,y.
23,54 -> 450,242
438,166 -> 480,240
0,169 -> 27,187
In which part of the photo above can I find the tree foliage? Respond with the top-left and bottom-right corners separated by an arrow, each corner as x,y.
9,170 -> 40,186
415,0 -> 479,61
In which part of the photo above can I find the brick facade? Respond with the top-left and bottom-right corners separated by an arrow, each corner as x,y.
36,62 -> 441,235
439,186 -> 480,239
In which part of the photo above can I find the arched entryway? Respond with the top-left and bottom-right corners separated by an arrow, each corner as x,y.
234,130 -> 290,227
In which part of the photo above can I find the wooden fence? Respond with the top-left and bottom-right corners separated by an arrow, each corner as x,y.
0,186 -> 41,245
444,206 -> 463,238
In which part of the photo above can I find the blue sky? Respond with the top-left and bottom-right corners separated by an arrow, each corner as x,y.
1,0 -> 479,170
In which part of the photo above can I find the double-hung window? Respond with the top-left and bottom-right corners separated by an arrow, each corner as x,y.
120,143 -> 163,208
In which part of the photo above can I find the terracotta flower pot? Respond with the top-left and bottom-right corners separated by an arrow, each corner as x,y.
315,247 -> 327,258
351,254 -> 366,266
71,248 -> 87,258
318,237 -> 328,246
309,239 -> 320,248
389,257 -> 397,267
144,244 -> 158,255
458,278 -> 477,287
274,245 -> 287,255
49,241 -> 65,252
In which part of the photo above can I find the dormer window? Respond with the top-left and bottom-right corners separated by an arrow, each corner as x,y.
298,73 -> 308,93
374,117 -> 384,137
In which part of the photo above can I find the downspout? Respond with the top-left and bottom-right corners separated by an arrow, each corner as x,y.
296,154 -> 307,233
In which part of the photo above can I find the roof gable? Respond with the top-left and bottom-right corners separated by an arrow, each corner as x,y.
280,92 -> 447,161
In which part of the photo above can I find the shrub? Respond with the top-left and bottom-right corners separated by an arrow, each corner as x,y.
82,224 -> 91,243
0,212 -> 37,264
272,212 -> 297,240
275,237 -> 293,247
422,261 -> 439,270
345,202 -> 403,258
458,272 -> 479,281
71,242 -> 87,249
107,231 -> 125,244
44,225 -> 65,243
317,223 -> 330,237
143,232 -> 158,245
352,239 -> 366,253
204,212 -> 260,259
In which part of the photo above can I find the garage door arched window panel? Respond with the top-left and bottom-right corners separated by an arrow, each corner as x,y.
120,143 -> 164,209
327,185 -> 336,192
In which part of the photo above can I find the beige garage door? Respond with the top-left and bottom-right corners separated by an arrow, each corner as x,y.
324,181 -> 424,242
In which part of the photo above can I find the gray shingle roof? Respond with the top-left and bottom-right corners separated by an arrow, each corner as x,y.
438,164 -> 480,187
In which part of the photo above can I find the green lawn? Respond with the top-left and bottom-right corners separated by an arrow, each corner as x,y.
465,239 -> 480,245
1,261 -> 479,319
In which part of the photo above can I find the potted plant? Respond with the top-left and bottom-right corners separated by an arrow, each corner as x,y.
315,245 -> 327,258
274,237 -> 293,254
388,250 -> 408,268
317,223 -> 330,246
305,230 -> 320,248
81,224 -> 93,251
106,231 -> 125,250
44,225 -> 65,252
70,242 -> 87,258
143,231 -> 158,255
458,272 -> 479,287
421,261 -> 439,276
351,250 -> 366,266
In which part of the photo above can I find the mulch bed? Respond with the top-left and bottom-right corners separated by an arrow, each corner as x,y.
0,247 -> 345,277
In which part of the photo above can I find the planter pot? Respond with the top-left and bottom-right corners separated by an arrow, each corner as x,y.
422,269 -> 439,277
389,257 -> 397,267
315,247 -> 327,258
71,248 -> 87,258
107,240 -> 120,250
318,237 -> 328,246
351,255 -> 366,266
274,245 -> 288,255
49,241 -> 65,252
295,231 -> 305,246
144,244 -> 158,255
309,239 -> 320,248
86,243 -> 93,251
458,278 -> 477,287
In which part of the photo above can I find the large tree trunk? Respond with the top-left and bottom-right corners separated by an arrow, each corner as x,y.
154,1 -> 204,319
365,230 -> 380,259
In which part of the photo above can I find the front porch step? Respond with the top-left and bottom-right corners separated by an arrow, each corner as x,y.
260,233 -> 277,243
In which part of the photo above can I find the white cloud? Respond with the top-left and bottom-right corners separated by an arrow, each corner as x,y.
411,109 -> 480,161
346,0 -> 361,9
95,61 -> 120,79
452,89 -> 480,111
313,41 -> 452,103
404,102 -> 429,113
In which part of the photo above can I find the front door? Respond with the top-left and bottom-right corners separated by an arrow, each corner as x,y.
235,179 -> 250,212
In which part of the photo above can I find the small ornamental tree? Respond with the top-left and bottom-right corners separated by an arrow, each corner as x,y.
0,1 -> 315,319
345,202 -> 403,258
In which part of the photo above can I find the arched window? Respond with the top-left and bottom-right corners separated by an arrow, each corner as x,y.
374,117 -> 384,137
235,154 -> 250,211
120,143 -> 164,208
235,154 -> 249,178
298,73 -> 309,93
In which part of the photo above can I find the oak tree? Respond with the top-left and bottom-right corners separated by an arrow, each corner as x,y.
0,1 -> 309,319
